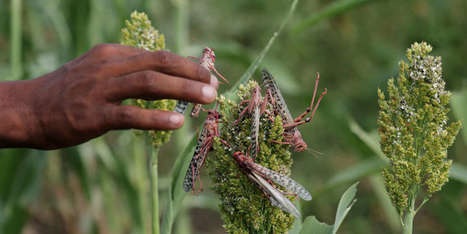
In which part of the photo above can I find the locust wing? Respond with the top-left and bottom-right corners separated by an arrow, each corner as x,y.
261,69 -> 294,124
249,162 -> 312,201
183,127 -> 209,192
248,171 -> 301,218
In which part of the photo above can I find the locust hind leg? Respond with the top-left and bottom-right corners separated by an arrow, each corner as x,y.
291,73 -> 327,126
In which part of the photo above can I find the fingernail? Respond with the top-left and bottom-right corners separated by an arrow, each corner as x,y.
202,85 -> 217,101
210,74 -> 219,89
169,114 -> 183,126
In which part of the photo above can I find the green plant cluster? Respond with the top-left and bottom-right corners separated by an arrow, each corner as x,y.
377,42 -> 462,216
120,11 -> 175,147
209,80 -> 296,233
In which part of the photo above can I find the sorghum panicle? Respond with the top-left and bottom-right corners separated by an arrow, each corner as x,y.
120,11 -> 175,147
209,81 -> 296,233
377,42 -> 461,215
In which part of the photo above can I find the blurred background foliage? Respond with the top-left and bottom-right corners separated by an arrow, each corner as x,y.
1,0 -> 467,233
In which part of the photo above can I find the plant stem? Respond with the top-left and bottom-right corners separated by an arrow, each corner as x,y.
10,0 -> 22,81
150,144 -> 161,234
402,196 -> 416,234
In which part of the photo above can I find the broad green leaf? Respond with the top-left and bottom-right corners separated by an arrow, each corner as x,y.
289,214 -> 304,234
300,216 -> 333,234
451,90 -> 467,145
300,182 -> 359,234
333,182 -> 358,233
292,0 -> 378,34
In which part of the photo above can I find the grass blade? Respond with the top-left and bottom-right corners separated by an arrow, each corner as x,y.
292,0 -> 377,35
161,136 -> 197,234
348,118 -> 386,160
224,0 -> 300,100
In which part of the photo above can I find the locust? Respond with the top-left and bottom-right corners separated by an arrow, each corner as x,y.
183,109 -> 228,192
261,69 -> 327,152
235,84 -> 268,159
232,151 -> 312,218
175,47 -> 228,116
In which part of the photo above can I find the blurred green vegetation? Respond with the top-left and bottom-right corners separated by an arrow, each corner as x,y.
1,0 -> 466,233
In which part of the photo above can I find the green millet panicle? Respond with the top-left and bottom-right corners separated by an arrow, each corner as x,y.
120,11 -> 175,147
377,42 -> 461,215
209,80 -> 295,233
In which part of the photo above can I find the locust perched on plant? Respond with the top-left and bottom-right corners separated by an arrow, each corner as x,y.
235,84 -> 271,159
232,151 -> 312,218
183,108 -> 229,192
262,69 -> 327,152
175,47 -> 228,116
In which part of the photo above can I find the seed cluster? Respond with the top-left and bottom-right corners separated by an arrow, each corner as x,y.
120,11 -> 175,147
377,42 -> 461,215
209,81 -> 295,233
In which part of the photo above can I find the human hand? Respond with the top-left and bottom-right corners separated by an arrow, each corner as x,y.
0,44 -> 218,149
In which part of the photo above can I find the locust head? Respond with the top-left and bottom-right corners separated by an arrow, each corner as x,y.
291,131 -> 307,152
202,47 -> 216,63
232,151 -> 252,165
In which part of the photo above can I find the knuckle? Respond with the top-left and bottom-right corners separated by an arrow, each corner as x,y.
140,71 -> 158,91
117,107 -> 134,125
154,50 -> 173,67
92,44 -> 117,57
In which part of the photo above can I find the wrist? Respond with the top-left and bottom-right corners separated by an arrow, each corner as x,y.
0,79 -> 41,148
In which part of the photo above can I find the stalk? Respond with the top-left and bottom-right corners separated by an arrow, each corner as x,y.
10,0 -> 22,80
149,143 -> 161,234
402,195 -> 416,234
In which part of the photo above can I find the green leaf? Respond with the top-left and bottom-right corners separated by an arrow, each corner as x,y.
450,163 -> 467,184
451,89 -> 467,145
348,118 -> 386,160
300,216 -> 333,234
289,214 -> 304,234
161,136 -> 197,234
333,182 -> 358,233
292,0 -> 378,35
300,182 -> 359,234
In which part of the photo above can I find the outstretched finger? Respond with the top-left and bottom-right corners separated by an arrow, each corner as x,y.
105,105 -> 184,130
101,50 -> 212,84
106,71 -> 217,104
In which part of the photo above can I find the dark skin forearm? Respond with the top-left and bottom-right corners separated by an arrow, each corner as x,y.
0,44 -> 219,149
